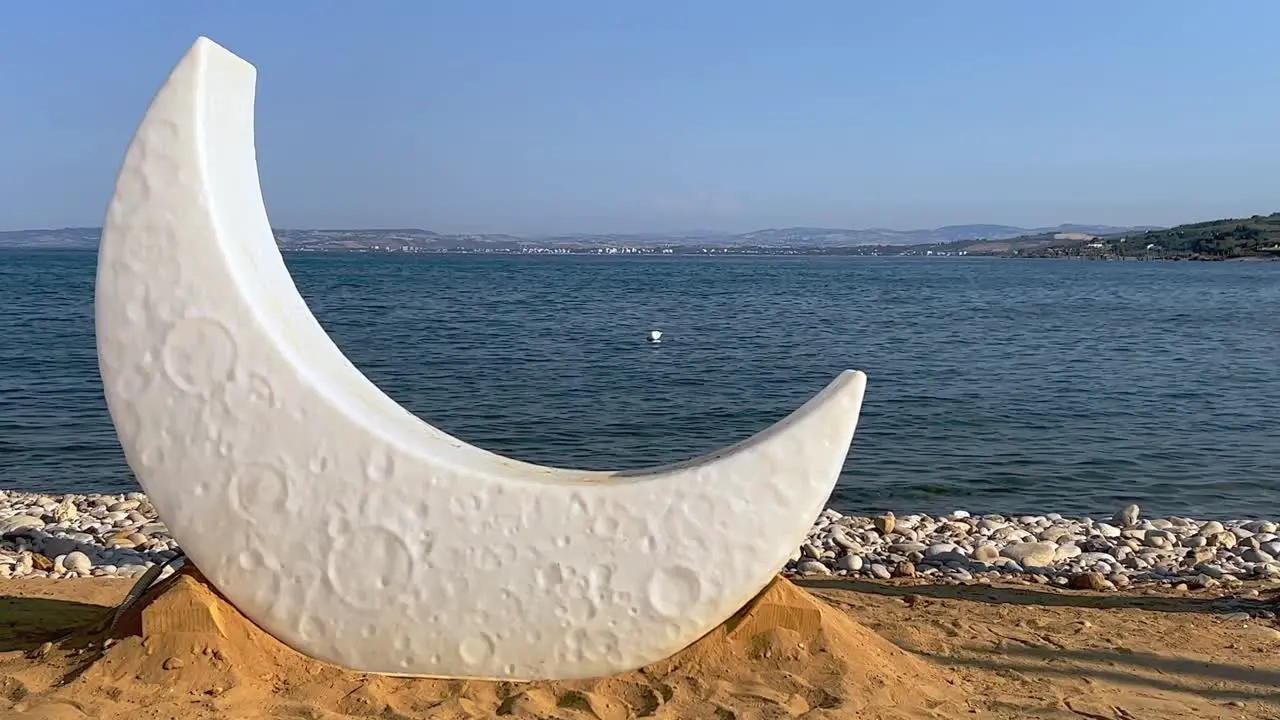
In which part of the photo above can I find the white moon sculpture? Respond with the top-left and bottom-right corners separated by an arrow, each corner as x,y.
95,36 -> 868,681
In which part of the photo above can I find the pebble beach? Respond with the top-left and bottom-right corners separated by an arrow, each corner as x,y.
2,489 -> 1279,601
3,489 -> 1280,720
786,505 -> 1280,601
0,491 -> 180,581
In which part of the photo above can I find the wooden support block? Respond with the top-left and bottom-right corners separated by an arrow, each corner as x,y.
141,572 -> 229,639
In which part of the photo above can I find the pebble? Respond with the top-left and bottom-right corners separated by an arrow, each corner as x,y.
64,551 -> 91,574
785,504 -> 1280,591
1001,542 -> 1057,568
1068,572 -> 1114,592
795,560 -> 830,576
972,544 -> 1001,562
0,515 -> 44,535
873,513 -> 895,535
1095,523 -> 1121,538
0,491 -> 181,580
835,554 -> 862,571
1114,504 -> 1140,527
2,491 -> 1278,592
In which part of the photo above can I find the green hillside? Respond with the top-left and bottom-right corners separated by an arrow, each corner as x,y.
1022,212 -> 1280,259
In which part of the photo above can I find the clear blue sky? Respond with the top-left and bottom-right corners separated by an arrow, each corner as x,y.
2,1 -> 1278,234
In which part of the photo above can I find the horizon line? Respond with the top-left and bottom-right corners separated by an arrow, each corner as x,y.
0,219 -> 1175,237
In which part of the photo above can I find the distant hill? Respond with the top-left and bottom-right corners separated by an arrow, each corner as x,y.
0,227 -> 102,250
0,222 -> 1161,252
1015,212 -> 1280,260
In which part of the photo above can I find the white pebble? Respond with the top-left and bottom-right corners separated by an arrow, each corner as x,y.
62,551 -> 91,574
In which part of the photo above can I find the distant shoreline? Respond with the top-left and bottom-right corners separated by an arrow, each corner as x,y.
3,246 -> 1276,262
4,210 -> 1279,258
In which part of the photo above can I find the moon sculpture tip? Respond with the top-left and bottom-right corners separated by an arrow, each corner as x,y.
177,35 -> 256,84
189,35 -> 234,59
806,369 -> 868,415
839,368 -> 868,387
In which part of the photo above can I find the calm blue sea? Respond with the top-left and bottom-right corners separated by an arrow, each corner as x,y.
2,250 -> 1278,519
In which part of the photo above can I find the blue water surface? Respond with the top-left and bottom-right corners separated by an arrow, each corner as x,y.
2,250 -> 1277,519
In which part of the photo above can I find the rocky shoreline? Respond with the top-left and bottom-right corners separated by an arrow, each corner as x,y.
784,506 -> 1280,600
2,490 -> 1278,599
0,491 -> 179,581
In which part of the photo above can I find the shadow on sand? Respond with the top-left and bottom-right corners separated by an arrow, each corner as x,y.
794,576 -> 1278,615
0,596 -> 109,654
799,577 -> 1280,707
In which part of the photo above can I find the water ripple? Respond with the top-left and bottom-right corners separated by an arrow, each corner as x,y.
2,250 -> 1278,520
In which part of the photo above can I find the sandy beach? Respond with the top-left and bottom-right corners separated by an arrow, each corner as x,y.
3,492 -> 1280,717
6,1 -> 1280,716
0,570 -> 1276,719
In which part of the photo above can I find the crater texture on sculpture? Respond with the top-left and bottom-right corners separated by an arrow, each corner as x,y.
94,36 -> 868,680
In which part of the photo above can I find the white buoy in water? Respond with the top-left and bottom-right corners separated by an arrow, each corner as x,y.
648,330 -> 663,343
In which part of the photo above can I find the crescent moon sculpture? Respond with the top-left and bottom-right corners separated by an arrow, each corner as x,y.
95,36 -> 868,681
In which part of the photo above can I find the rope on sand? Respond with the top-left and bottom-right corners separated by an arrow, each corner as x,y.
108,551 -> 187,634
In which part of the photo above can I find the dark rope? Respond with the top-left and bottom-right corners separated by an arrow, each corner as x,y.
107,551 -> 187,634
